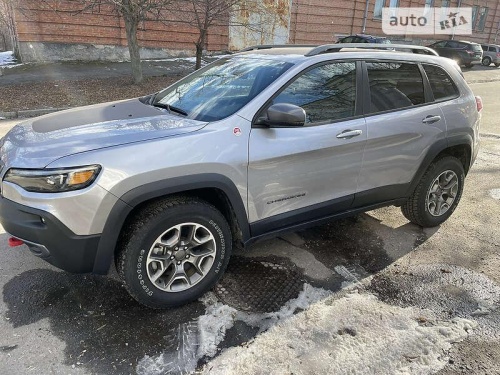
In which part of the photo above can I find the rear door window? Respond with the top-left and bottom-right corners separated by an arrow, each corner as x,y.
367,62 -> 425,113
422,64 -> 459,101
446,41 -> 461,49
432,41 -> 447,48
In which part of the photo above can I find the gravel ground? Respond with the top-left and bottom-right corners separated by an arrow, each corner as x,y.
0,75 -> 184,112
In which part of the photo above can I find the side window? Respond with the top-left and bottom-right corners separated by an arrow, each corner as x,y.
270,62 -> 357,124
367,62 -> 424,113
423,64 -> 459,101
490,46 -> 497,52
481,45 -> 488,51
446,41 -> 460,48
433,41 -> 447,48
342,37 -> 355,43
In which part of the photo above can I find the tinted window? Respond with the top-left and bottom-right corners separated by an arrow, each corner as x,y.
489,46 -> 496,52
342,37 -> 355,43
432,41 -> 447,48
367,62 -> 424,113
271,62 -> 356,124
446,41 -> 461,48
482,45 -> 488,51
423,64 -> 459,101
467,44 -> 483,52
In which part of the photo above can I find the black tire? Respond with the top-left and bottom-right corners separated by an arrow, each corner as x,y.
464,63 -> 473,68
495,63 -> 500,68
117,196 -> 232,308
401,156 -> 465,227
482,56 -> 492,66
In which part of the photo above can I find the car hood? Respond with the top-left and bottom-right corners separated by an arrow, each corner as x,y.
0,99 -> 207,169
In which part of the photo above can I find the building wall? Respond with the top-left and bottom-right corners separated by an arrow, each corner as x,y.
289,0 -> 500,45
229,0 -> 292,50
13,0 -> 229,62
9,0 -> 500,62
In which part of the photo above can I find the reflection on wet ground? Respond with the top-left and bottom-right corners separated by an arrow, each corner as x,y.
3,213 -> 428,374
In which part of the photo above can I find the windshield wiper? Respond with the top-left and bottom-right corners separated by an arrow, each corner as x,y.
152,102 -> 188,116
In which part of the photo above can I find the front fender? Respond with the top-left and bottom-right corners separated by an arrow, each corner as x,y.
91,174 -> 249,274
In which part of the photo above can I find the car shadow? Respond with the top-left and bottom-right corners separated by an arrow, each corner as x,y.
2,210 -> 438,374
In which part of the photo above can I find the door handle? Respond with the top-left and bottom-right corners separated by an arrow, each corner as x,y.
422,115 -> 442,124
336,129 -> 363,139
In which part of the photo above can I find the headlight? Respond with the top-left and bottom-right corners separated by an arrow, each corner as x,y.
3,165 -> 101,193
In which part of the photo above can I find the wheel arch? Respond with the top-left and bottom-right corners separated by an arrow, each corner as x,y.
92,174 -> 249,275
406,136 -> 472,198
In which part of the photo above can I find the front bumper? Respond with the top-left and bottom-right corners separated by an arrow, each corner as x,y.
0,196 -> 101,273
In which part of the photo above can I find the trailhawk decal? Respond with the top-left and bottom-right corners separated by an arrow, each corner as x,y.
267,193 -> 306,205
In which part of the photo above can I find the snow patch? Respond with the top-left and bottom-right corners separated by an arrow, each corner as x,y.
136,284 -> 330,375
202,291 -> 477,375
0,51 -> 22,68
489,188 -> 500,200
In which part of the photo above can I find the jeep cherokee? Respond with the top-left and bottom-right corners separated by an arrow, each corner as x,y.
0,44 -> 482,308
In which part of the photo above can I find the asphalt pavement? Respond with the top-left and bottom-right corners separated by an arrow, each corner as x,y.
0,68 -> 499,375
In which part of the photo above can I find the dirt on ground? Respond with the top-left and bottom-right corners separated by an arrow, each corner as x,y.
0,75 -> 184,112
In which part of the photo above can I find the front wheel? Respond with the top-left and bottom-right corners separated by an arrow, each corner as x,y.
117,197 -> 232,308
401,156 -> 465,227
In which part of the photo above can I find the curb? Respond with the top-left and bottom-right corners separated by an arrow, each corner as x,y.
0,107 -> 69,120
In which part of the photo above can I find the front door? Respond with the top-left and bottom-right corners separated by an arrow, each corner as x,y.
247,61 -> 367,233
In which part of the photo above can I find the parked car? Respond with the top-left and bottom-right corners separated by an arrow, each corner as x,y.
480,43 -> 500,67
0,44 -> 481,308
428,40 -> 483,68
337,34 -> 391,44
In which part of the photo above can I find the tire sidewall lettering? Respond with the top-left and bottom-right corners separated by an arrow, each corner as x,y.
136,248 -> 154,297
209,219 -> 226,273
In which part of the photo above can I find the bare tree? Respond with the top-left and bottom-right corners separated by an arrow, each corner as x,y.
0,0 -> 19,56
70,0 -> 174,83
173,0 -> 288,70
172,0 -> 243,70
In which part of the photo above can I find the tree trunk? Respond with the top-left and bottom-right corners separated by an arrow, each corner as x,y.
195,30 -> 207,70
123,15 -> 142,84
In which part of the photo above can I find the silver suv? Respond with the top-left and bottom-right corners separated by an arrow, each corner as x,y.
0,44 -> 482,308
481,43 -> 500,67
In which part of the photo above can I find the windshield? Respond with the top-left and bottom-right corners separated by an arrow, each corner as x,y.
152,58 -> 292,122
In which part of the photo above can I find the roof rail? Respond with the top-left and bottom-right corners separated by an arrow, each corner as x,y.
305,43 -> 438,56
238,44 -> 317,52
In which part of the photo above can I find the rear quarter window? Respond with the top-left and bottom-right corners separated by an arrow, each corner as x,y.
423,64 -> 459,101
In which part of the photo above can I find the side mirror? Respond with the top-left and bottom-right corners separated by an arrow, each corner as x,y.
263,103 -> 306,127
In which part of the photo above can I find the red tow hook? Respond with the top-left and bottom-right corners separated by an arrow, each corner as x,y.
8,237 -> 24,247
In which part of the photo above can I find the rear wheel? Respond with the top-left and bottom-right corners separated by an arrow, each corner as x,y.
401,156 -> 464,227
482,56 -> 492,66
495,63 -> 500,67
117,197 -> 232,308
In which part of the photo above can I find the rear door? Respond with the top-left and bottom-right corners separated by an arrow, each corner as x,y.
248,61 -> 366,231
353,60 -> 447,206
